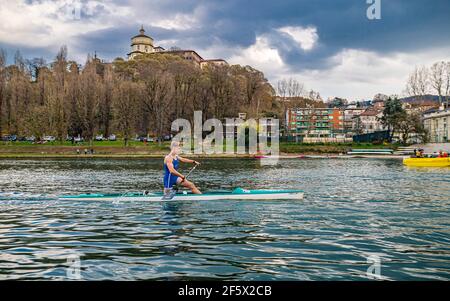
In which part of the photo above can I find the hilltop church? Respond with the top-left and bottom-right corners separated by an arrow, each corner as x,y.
127,26 -> 228,69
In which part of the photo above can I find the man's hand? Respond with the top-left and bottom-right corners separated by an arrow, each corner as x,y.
193,160 -> 200,165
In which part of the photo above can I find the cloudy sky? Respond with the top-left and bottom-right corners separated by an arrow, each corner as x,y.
0,0 -> 449,100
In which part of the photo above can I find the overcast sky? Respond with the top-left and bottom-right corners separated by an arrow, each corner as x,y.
1,0 -> 449,100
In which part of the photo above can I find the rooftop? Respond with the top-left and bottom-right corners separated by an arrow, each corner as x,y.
131,25 -> 153,40
360,108 -> 382,116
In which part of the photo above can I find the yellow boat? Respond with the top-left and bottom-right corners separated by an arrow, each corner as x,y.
403,157 -> 450,167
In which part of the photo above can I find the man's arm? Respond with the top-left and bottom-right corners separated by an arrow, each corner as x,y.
178,156 -> 200,165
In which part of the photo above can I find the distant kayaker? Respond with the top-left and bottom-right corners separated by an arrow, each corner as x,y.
437,150 -> 448,158
418,149 -> 424,158
164,141 -> 201,195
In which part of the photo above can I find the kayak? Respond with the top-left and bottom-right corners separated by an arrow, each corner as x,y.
403,157 -> 450,167
58,188 -> 304,202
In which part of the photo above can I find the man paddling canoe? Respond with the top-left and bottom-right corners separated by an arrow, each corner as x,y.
164,141 -> 201,195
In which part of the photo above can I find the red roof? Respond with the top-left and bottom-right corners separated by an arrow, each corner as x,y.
360,108 -> 382,116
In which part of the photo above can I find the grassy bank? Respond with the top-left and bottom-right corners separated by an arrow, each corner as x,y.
0,141 -> 170,157
0,141 -> 399,158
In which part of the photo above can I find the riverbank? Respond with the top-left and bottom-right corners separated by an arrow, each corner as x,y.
0,141 -> 401,159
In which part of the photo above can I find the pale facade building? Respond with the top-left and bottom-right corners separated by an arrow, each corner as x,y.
356,108 -> 385,134
343,108 -> 365,136
423,107 -> 450,143
127,26 -> 157,60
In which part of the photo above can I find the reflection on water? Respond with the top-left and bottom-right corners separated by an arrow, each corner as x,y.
0,158 -> 449,280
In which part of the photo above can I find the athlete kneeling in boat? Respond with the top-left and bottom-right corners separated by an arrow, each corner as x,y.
164,141 -> 201,195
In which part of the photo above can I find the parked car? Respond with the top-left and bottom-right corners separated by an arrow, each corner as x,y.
163,135 -> 171,141
108,134 -> 117,141
134,136 -> 149,142
43,136 -> 56,142
74,136 -> 84,143
2,135 -> 17,142
95,135 -> 105,141
26,136 -> 36,142
147,137 -> 154,142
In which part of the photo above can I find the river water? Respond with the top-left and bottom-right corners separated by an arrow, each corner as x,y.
0,158 -> 449,280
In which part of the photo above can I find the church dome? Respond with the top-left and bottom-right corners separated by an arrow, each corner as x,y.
131,25 -> 153,47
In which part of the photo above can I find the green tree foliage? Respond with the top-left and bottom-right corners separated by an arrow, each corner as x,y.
379,97 -> 405,141
380,98 -> 428,144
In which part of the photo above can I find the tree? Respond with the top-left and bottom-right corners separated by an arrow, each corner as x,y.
445,62 -> 450,108
406,66 -> 429,101
308,90 -> 322,102
373,93 -> 389,102
328,97 -> 348,108
0,49 -> 6,136
135,57 -> 175,144
98,64 -> 114,137
230,65 -> 274,117
287,78 -> 305,98
277,79 -> 288,101
23,105 -> 48,139
78,58 -> 101,144
379,98 -> 405,141
168,59 -> 199,120
112,81 -> 139,146
49,46 -> 69,142
27,57 -> 46,81
5,63 -> 33,135
397,112 -> 427,144
430,61 -> 447,105
66,61 -> 82,138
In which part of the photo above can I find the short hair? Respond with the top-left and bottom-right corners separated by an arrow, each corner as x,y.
170,140 -> 180,150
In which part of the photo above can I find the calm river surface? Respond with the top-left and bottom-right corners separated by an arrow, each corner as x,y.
0,158 -> 449,280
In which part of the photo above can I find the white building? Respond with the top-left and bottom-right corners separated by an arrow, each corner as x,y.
343,108 -> 365,136
127,26 -> 160,60
356,108 -> 385,134
423,107 -> 450,143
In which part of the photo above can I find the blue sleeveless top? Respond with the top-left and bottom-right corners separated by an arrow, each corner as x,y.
163,156 -> 179,188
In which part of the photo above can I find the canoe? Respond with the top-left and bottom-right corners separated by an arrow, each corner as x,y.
403,157 -> 450,167
58,188 -> 304,202
253,155 -> 269,159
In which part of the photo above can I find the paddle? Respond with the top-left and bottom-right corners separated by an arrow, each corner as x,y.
182,163 -> 199,182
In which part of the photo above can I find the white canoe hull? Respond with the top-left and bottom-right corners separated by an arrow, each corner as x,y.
59,189 -> 304,202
